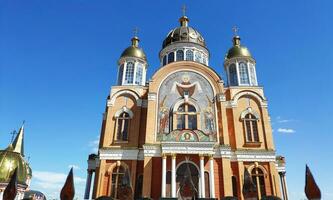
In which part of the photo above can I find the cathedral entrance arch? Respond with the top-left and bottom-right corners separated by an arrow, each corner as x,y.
176,161 -> 199,199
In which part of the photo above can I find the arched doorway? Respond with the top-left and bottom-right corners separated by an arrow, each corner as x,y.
176,162 -> 199,199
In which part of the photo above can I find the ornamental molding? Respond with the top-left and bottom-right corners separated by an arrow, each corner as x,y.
98,144 -> 277,163
99,148 -> 139,160
161,142 -> 215,155
148,92 -> 157,101
108,89 -> 141,107
216,93 -> 226,102
232,149 -> 276,162
276,165 -> 286,173
143,144 -> 161,157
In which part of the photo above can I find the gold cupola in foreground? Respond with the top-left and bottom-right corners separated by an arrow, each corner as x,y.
117,33 -> 148,86
224,27 -> 258,87
0,124 -> 32,186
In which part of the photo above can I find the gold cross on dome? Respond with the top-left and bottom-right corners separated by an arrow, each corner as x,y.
182,5 -> 186,16
232,26 -> 239,36
133,27 -> 139,37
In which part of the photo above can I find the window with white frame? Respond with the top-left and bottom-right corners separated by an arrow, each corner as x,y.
239,62 -> 250,84
244,113 -> 259,142
175,103 -> 197,130
251,167 -> 266,198
110,165 -> 125,198
249,63 -> 257,85
176,50 -> 184,61
118,64 -> 124,85
135,63 -> 143,85
229,64 -> 238,86
115,112 -> 130,141
163,55 -> 167,66
168,52 -> 175,63
202,55 -> 207,65
124,62 -> 134,84
186,50 -> 193,61
195,52 -> 202,62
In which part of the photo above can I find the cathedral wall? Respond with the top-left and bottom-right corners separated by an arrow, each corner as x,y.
102,94 -> 141,147
233,96 -> 266,150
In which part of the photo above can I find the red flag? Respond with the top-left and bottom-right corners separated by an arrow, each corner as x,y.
305,165 -> 321,200
60,168 -> 75,200
3,168 -> 18,200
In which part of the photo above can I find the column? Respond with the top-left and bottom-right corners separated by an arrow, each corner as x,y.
84,170 -> 93,199
142,156 -> 153,197
283,173 -> 289,200
209,156 -> 215,198
200,155 -> 205,198
161,154 -> 167,197
171,154 -> 177,198
279,172 -> 289,200
89,172 -> 95,200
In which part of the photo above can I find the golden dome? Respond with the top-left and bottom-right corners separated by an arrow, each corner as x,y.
0,146 -> 31,185
226,36 -> 252,59
162,16 -> 206,49
120,37 -> 147,61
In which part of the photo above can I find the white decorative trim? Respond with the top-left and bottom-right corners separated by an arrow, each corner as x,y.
276,164 -> 286,172
99,149 -> 139,160
240,107 -> 260,119
231,90 -> 266,108
219,145 -> 232,158
216,93 -> 226,102
143,144 -> 161,157
161,142 -> 215,155
148,93 -> 157,101
108,89 -> 141,106
114,107 -> 134,118
232,149 -> 276,162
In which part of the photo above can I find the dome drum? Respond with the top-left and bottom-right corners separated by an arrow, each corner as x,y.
160,42 -> 209,66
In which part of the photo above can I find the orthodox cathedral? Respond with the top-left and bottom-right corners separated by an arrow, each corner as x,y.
84,12 -> 289,200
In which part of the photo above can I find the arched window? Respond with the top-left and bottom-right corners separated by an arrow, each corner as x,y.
239,62 -> 250,84
251,168 -> 266,198
186,50 -> 193,61
176,50 -> 184,61
195,52 -> 202,62
249,63 -> 257,85
118,64 -> 124,85
163,55 -> 167,66
175,103 -> 197,130
116,112 -> 130,141
168,52 -> 175,63
135,63 -> 143,85
124,62 -> 135,84
202,55 -> 207,65
244,114 -> 259,142
111,165 -> 125,198
229,64 -> 238,86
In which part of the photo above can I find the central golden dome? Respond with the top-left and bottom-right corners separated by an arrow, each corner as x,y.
162,16 -> 206,49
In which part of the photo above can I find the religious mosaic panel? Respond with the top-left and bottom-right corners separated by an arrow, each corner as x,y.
157,71 -> 217,142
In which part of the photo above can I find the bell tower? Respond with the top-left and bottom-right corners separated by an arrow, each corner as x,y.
117,34 -> 148,86
224,28 -> 258,87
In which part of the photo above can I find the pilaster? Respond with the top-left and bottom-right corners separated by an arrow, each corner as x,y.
142,156 -> 153,198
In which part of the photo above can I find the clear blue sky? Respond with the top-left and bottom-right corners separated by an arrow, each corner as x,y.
1,0 -> 332,199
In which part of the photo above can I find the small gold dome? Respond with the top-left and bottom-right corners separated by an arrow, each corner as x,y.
120,37 -> 147,61
0,148 -> 31,185
226,36 -> 252,59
